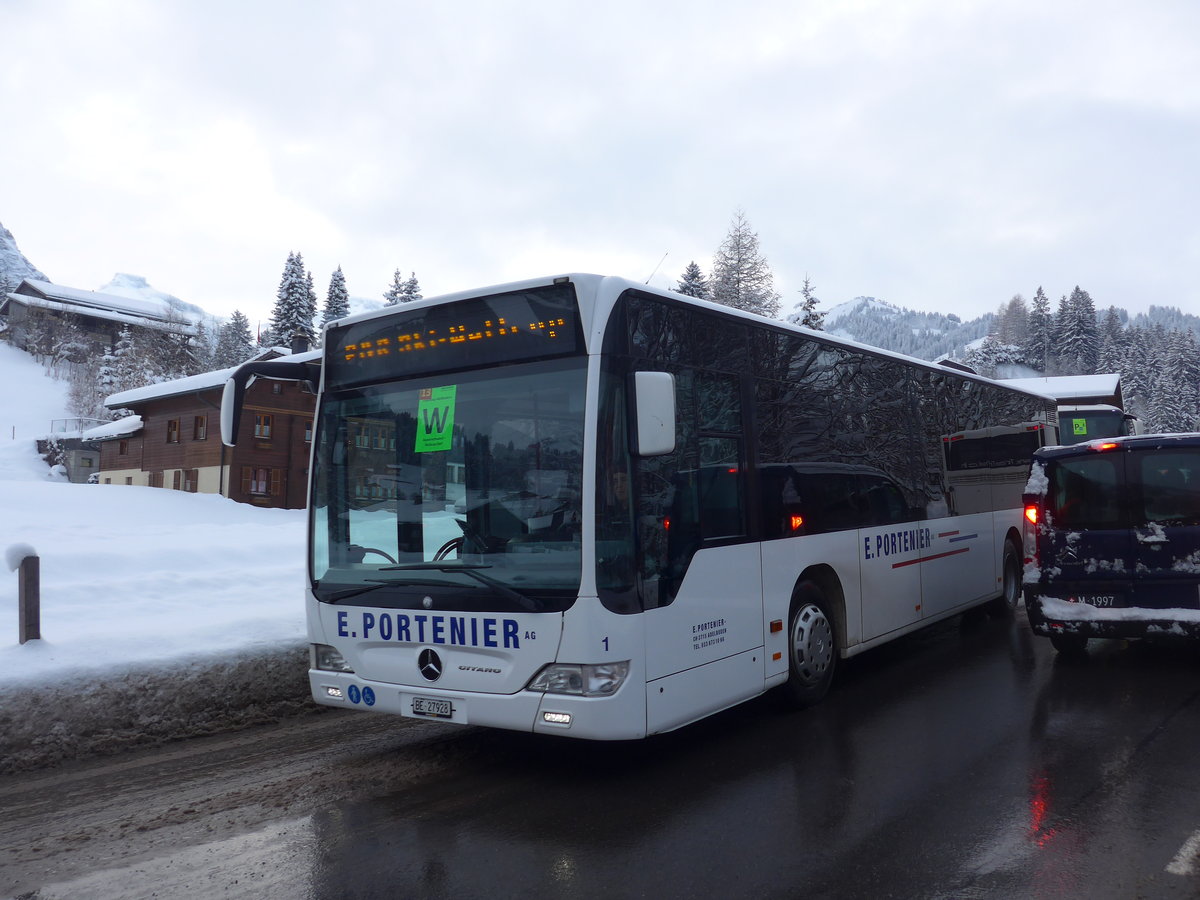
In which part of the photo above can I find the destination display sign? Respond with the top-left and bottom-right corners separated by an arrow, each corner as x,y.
326,283 -> 582,388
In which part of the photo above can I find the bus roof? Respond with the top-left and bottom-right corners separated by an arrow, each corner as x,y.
320,273 -> 1059,405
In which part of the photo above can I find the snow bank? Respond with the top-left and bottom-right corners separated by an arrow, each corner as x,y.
0,481 -> 307,684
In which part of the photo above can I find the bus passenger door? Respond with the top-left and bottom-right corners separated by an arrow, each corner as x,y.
858,475 -> 925,639
642,454 -> 764,733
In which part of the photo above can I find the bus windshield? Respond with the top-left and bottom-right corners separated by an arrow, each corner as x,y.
310,357 -> 586,613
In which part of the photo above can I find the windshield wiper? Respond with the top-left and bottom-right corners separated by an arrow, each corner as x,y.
376,563 -> 543,612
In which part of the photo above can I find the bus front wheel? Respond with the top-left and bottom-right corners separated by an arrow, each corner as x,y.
781,585 -> 837,708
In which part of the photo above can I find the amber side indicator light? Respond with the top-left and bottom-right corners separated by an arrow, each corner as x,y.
1093,441 -> 1120,451
1024,505 -> 1039,526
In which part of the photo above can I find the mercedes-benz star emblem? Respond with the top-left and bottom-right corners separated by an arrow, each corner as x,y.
418,648 -> 443,682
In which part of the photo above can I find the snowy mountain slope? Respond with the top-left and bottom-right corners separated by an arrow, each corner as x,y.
0,220 -> 49,287
98,273 -> 210,323
822,296 -> 993,361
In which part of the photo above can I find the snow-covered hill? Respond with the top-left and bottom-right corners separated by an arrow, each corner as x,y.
822,296 -> 992,361
98,273 -> 211,323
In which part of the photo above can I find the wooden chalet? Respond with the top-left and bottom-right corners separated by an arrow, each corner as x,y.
1,278 -> 198,353
94,348 -> 319,509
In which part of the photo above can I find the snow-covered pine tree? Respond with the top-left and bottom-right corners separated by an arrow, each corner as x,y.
710,210 -> 781,318
1055,286 -> 1099,375
1022,286 -> 1054,373
212,310 -> 256,368
1096,306 -> 1126,374
402,272 -> 422,303
675,261 -> 710,299
269,252 -> 316,346
384,269 -> 406,305
1146,330 -> 1198,433
322,266 -> 351,327
1119,325 -> 1153,419
786,275 -> 825,330
303,270 -> 318,346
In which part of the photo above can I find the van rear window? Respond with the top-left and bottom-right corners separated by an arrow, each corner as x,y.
1137,450 -> 1200,525
1050,456 -> 1122,530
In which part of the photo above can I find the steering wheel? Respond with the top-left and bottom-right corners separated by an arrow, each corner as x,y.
433,537 -> 464,560
349,544 -> 398,564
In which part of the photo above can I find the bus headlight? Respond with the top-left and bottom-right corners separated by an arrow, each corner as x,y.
527,661 -> 629,696
311,643 -> 355,673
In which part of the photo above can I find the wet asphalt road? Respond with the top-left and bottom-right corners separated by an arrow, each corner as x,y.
3,611 -> 1200,899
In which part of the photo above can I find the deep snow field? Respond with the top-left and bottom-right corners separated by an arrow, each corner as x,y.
0,342 -> 307,686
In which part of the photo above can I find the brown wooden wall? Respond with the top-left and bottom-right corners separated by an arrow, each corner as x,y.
100,379 -> 315,509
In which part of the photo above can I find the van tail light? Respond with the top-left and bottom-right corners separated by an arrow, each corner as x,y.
1022,502 -> 1042,569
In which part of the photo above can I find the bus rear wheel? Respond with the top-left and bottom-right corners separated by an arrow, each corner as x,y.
781,585 -> 837,708
989,539 -> 1022,617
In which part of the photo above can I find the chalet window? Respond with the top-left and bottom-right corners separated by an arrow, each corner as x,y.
104,478 -> 112,485
304,421 -> 313,443
172,470 -> 182,490
242,466 -> 278,496
167,419 -> 180,443
124,477 -> 132,485
148,472 -> 163,488
193,416 -> 207,440
118,439 -> 128,456
254,414 -> 273,440
184,468 -> 198,492
272,383 -> 283,395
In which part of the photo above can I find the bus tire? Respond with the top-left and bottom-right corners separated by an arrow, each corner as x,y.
780,584 -> 837,708
989,539 -> 1022,617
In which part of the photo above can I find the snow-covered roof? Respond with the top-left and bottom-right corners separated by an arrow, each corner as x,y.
104,348 -> 322,408
2,291 -> 201,337
1000,373 -> 1121,402
81,414 -> 143,441
14,279 -> 173,320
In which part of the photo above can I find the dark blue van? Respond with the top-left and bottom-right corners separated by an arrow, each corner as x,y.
1022,434 -> 1200,654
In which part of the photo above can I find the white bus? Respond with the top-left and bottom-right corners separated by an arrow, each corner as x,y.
221,274 -> 1057,739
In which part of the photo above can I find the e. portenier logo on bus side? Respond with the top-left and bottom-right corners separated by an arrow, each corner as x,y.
863,526 -> 934,561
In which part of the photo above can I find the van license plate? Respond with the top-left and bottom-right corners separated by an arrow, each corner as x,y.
412,697 -> 453,718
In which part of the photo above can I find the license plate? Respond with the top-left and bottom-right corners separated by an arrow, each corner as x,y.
412,696 -> 453,718
1077,594 -> 1121,608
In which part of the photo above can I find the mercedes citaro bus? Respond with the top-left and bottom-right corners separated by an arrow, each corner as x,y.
222,274 -> 1056,739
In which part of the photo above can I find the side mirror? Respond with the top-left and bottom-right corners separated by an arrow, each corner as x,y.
221,359 -> 320,446
632,371 -> 675,457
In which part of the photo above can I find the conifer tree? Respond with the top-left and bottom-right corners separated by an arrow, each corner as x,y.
1022,286 -> 1054,372
322,266 -> 351,326
384,269 -> 406,305
676,261 -> 710,299
787,275 -> 825,330
710,210 -> 781,318
212,310 -> 256,368
402,272 -> 422,303
1056,286 -> 1099,375
269,252 -> 316,346
1096,307 -> 1126,374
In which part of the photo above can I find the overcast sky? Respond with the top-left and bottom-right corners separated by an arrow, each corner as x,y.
3,0 -> 1200,326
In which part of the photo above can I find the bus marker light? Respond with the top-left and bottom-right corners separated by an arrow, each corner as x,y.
772,652 -> 782,661
1024,505 -> 1039,525
770,619 -> 783,633
542,712 -> 572,726
790,515 -> 804,532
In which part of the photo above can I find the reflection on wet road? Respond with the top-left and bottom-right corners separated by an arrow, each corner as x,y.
3,614 -> 1199,899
